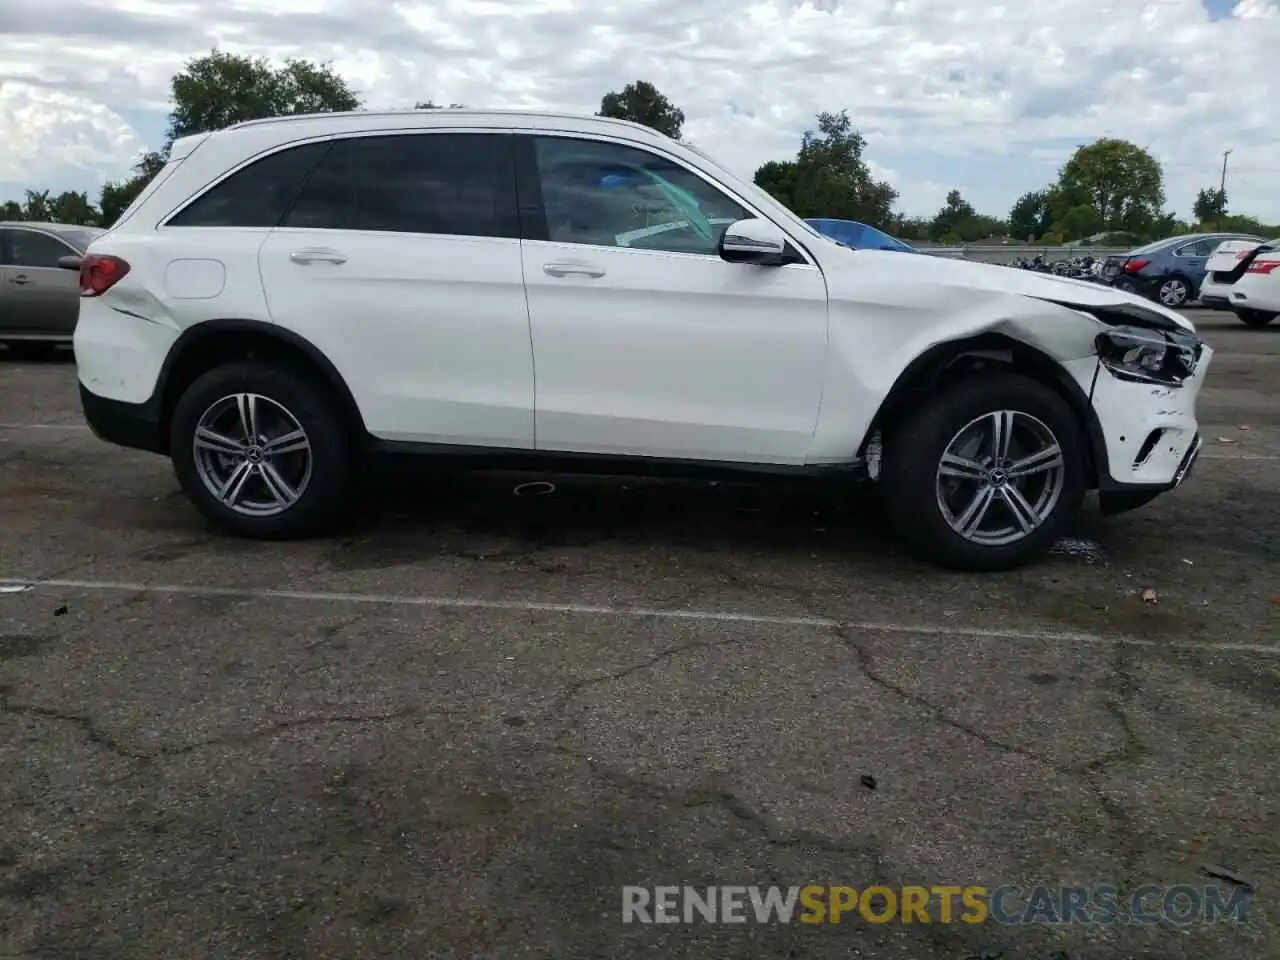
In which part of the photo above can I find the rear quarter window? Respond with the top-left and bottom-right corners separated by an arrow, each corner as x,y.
167,142 -> 330,228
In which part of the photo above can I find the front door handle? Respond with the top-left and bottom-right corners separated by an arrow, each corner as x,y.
290,248 -> 348,265
543,260 -> 605,279
9,274 -> 30,285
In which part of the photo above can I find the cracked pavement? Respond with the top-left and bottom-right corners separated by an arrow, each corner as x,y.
0,312 -> 1277,959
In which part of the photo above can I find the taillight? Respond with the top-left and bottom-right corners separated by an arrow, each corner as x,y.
1124,259 -> 1150,273
79,254 -> 130,297
1246,259 -> 1280,275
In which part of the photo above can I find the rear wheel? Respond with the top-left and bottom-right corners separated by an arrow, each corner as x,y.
1157,276 -> 1192,308
169,361 -> 355,539
880,374 -> 1087,571
1236,309 -> 1277,328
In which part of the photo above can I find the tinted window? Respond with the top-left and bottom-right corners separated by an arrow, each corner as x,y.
531,136 -> 749,255
168,142 -> 329,227
285,133 -> 517,238
5,229 -> 75,268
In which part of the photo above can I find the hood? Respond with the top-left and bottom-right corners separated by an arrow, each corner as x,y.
835,246 -> 1196,334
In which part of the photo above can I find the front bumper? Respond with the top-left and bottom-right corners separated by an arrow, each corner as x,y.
1089,341 -> 1212,495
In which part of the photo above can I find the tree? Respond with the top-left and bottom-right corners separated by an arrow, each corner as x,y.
930,189 -> 976,240
167,50 -> 360,147
1008,189 -> 1054,241
21,189 -> 52,221
99,151 -> 166,228
1,200 -> 21,220
1054,138 -> 1165,233
1054,204 -> 1104,242
49,191 -> 99,225
752,110 -> 898,227
1193,186 -> 1226,224
597,80 -> 685,139
98,50 -> 362,227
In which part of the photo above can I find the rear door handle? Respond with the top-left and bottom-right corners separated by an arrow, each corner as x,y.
543,260 -> 605,279
9,274 -> 30,285
290,248 -> 347,265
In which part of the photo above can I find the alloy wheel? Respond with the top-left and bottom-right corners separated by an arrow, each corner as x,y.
1158,279 -> 1189,307
935,410 -> 1066,547
192,393 -> 313,517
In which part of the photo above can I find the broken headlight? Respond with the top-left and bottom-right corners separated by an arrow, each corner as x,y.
1095,325 -> 1202,385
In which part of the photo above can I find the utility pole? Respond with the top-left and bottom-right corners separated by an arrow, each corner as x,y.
1218,149 -> 1232,229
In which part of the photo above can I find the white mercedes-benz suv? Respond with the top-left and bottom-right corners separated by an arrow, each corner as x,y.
70,109 -> 1210,570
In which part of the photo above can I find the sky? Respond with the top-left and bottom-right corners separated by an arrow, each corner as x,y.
1,0 -> 1277,222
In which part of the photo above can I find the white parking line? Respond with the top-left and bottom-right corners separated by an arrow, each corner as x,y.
1,577 -> 1276,656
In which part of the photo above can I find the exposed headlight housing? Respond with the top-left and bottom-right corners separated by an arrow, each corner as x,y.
1095,325 -> 1202,386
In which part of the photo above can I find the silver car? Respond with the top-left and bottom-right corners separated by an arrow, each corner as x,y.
1,221 -> 103,359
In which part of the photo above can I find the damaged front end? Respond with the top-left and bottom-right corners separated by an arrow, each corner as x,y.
1037,299 -> 1210,514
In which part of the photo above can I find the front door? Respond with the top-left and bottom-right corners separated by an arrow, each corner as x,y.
517,134 -> 829,465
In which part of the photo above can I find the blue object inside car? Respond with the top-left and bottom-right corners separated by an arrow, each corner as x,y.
806,218 -> 915,253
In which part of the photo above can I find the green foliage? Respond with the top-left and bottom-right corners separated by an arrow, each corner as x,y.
1054,138 -> 1165,233
1192,186 -> 1226,224
0,188 -> 101,225
166,50 -> 360,147
597,81 -> 685,139
415,101 -> 466,109
752,110 -> 898,228
1008,189 -> 1053,241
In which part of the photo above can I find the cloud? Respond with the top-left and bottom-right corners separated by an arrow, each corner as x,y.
0,81 -> 145,187
1,0 -> 1277,220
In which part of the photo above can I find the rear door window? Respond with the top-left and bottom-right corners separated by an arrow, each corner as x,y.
167,141 -> 330,228
284,133 -> 519,239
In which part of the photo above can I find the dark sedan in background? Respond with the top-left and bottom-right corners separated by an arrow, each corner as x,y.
1099,231 -> 1264,308
1,221 -> 102,360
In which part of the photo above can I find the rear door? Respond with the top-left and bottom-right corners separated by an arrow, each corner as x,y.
0,227 -> 81,336
258,131 -> 534,448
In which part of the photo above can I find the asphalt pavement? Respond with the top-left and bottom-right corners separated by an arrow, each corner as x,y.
0,311 -> 1276,959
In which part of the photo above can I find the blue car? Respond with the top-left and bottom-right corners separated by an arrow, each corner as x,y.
805,218 -> 916,253
1099,232 -> 1264,308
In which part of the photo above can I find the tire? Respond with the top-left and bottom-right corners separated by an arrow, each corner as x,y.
880,374 -> 1087,571
169,361 -> 355,539
1236,309 -> 1277,328
1156,276 -> 1192,308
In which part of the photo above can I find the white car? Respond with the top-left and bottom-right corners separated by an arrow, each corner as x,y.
70,109 -> 1211,571
1200,237 -> 1280,327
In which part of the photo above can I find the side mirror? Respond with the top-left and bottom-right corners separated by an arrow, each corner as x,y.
718,218 -> 791,266
57,255 -> 82,272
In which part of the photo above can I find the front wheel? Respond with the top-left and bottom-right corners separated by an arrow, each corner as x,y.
1236,309 -> 1277,328
169,361 -> 355,539
880,374 -> 1087,571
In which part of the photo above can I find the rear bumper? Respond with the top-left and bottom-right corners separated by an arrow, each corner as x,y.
79,384 -> 166,455
1198,294 -> 1233,311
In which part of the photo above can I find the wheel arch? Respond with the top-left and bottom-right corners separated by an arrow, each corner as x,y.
155,319 -> 367,452
859,332 -> 1108,488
